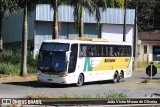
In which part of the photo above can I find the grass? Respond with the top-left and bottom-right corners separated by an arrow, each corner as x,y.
138,62 -> 160,68
141,79 -> 160,84
25,92 -> 127,99
0,74 -> 36,82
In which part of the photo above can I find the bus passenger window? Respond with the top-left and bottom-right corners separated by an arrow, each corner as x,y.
126,46 -> 131,56
90,45 -> 97,57
97,45 -> 103,57
109,46 -> 114,56
80,45 -> 87,57
105,46 -> 109,56
114,46 -> 119,56
121,46 -> 126,56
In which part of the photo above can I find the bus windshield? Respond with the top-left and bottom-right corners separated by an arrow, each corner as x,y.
37,43 -> 69,75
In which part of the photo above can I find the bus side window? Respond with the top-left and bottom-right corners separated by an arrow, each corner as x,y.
97,45 -> 103,57
121,46 -> 126,56
126,46 -> 131,56
109,46 -> 114,56
113,46 -> 118,56
128,46 -> 131,56
80,45 -> 87,57
103,45 -> 109,57
87,45 -> 92,57
90,45 -> 97,57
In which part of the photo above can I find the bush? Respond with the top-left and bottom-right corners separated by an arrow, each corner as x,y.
0,63 -> 20,75
0,49 -> 37,75
0,49 -> 21,64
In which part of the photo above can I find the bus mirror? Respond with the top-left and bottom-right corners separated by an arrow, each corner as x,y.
66,51 -> 71,62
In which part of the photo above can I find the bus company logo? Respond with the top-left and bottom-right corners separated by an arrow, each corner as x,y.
104,59 -> 116,62
2,99 -> 12,105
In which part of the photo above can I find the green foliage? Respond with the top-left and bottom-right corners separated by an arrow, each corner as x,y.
0,49 -> 21,64
138,62 -> 160,68
106,0 -> 124,8
25,92 -> 127,98
0,63 -> 20,75
114,0 -> 124,8
127,0 -> 160,31
0,49 -> 37,75
0,0 -> 19,17
105,92 -> 127,98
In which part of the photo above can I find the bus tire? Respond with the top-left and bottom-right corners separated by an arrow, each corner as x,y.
118,71 -> 124,82
76,74 -> 84,87
112,72 -> 119,83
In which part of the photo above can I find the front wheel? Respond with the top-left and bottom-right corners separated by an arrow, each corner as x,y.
76,74 -> 84,87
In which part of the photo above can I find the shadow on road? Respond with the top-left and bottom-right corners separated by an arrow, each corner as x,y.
2,81 -> 71,88
1,80 -> 126,88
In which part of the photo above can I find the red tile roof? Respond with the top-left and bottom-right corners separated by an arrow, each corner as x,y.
139,30 -> 160,41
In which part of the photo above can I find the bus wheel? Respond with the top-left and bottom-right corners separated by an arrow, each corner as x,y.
118,71 -> 124,82
112,72 -> 119,83
76,74 -> 84,87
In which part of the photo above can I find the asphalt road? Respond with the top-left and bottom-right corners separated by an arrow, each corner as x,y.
0,72 -> 160,98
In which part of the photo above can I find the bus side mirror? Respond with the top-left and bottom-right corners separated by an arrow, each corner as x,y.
66,51 -> 71,62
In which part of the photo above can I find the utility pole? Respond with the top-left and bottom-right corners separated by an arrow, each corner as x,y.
133,1 -> 138,71
123,0 -> 127,42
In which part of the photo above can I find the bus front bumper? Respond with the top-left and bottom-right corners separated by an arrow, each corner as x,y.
37,73 -> 75,84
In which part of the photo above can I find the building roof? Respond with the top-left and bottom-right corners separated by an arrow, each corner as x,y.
36,5 -> 135,25
139,30 -> 160,41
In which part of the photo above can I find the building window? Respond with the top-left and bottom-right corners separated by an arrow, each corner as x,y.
144,45 -> 147,54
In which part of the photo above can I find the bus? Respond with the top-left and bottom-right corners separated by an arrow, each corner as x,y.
37,38 -> 132,86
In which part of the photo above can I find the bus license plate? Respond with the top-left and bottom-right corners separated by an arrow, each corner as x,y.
47,79 -> 53,81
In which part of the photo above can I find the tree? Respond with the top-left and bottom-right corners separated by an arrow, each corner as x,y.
127,0 -> 160,31
18,0 -> 42,76
43,0 -> 66,39
0,0 -> 18,51
114,0 -> 124,8
18,0 -> 28,77
106,0 -> 124,8
94,0 -> 107,25
70,0 -> 124,37
69,0 -> 107,37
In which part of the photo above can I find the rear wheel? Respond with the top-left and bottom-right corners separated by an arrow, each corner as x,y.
76,74 -> 84,87
112,72 -> 119,83
118,71 -> 124,82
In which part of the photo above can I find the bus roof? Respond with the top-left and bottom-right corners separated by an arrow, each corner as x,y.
43,39 -> 132,45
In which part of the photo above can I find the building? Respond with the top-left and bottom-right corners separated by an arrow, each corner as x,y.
2,4 -> 135,57
138,30 -> 160,63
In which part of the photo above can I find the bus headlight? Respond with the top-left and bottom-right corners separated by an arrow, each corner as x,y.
37,70 -> 43,76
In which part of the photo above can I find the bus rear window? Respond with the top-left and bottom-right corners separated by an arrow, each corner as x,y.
40,43 -> 69,51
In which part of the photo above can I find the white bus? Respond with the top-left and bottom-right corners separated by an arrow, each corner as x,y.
37,38 -> 132,86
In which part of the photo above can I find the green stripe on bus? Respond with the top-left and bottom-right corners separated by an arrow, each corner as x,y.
83,57 -> 92,72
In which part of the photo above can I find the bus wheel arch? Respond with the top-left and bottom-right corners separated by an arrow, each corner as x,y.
112,71 -> 119,83
76,73 -> 84,87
